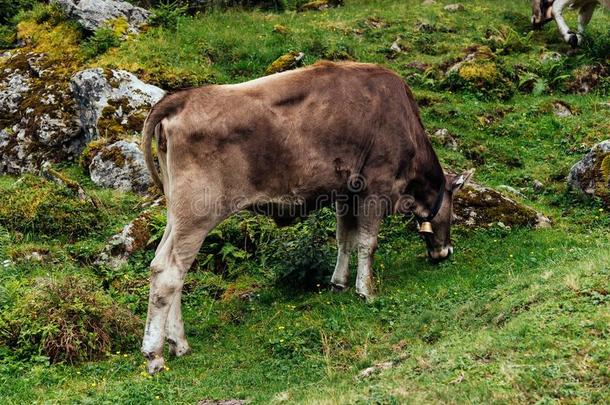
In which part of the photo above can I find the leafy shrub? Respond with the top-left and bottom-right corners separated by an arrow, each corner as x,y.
0,175 -> 106,241
149,1 -> 188,29
0,275 -> 141,364
0,25 -> 15,48
81,28 -> 120,59
0,0 -> 37,25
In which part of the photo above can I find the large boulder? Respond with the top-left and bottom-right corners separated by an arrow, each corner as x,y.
71,68 -> 165,143
89,140 -> 152,193
0,52 -> 82,174
454,182 -> 551,229
567,140 -> 610,204
53,0 -> 150,33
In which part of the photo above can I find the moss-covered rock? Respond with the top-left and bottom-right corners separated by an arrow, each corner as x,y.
443,45 -> 516,100
298,0 -> 343,12
567,140 -> 610,206
54,0 -> 150,34
89,140 -> 152,194
454,182 -> 551,229
0,18 -> 85,174
70,68 -> 165,142
265,51 -> 305,75
95,210 -> 153,270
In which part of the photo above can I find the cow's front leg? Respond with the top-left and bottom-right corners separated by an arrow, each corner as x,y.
553,0 -> 579,47
355,215 -> 382,300
331,202 -> 357,291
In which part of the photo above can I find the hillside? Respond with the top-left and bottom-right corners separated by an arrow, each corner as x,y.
0,0 -> 609,403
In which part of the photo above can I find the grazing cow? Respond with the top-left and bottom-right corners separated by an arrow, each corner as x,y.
140,61 -> 473,374
532,0 -> 610,47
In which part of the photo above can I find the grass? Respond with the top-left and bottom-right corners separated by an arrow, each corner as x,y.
0,0 -> 609,403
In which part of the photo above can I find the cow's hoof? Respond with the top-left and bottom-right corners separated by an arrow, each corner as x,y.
168,341 -> 191,357
568,33 -> 579,48
331,282 -> 347,292
356,290 -> 375,302
147,356 -> 165,375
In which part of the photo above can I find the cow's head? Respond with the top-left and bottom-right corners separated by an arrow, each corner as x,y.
417,169 -> 474,262
531,0 -> 554,28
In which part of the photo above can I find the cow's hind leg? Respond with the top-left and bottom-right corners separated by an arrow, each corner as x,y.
355,212 -> 382,301
141,216 -> 216,374
331,201 -> 358,291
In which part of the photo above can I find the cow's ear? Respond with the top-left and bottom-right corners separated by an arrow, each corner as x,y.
451,169 -> 474,193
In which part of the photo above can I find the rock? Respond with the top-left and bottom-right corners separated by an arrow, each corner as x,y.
444,3 -> 465,12
566,64 -> 609,94
265,52 -> 305,75
454,182 -> 551,229
0,52 -> 83,174
540,51 -> 562,63
357,355 -> 408,379
422,0 -> 436,5
71,68 -> 165,143
552,101 -> 572,117
298,0 -> 343,11
567,140 -> 610,202
95,210 -> 152,269
406,61 -> 430,72
415,21 -> 436,33
443,45 -> 515,100
197,400 -> 246,405
532,180 -> 544,192
497,184 -> 525,199
89,140 -> 152,193
53,0 -> 149,33
430,128 -> 458,150
390,39 -> 402,53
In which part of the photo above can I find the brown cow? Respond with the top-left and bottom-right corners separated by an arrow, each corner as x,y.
140,61 -> 472,374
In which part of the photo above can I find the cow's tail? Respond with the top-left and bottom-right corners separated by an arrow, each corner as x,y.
142,108 -> 165,193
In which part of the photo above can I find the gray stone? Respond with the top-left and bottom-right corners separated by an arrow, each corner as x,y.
430,128 -> 458,150
53,0 -> 150,33
89,140 -> 152,193
553,101 -> 572,117
0,52 -> 83,174
444,3 -> 465,12
71,68 -> 165,141
95,210 -> 153,269
567,140 -> 610,198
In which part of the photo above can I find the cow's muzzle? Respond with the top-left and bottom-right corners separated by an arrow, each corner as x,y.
428,246 -> 453,263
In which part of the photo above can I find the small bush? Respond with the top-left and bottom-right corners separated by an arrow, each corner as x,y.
149,1 -> 188,29
0,175 -> 107,241
0,275 -> 141,364
81,28 -> 120,59
0,0 -> 37,25
0,25 -> 15,48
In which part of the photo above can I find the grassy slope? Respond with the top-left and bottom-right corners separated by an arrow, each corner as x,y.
1,0 -> 610,403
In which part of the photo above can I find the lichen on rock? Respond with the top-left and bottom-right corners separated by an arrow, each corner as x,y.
454,182 -> 551,229
265,51 -> 305,75
89,140 -> 152,194
567,140 -> 610,205
53,0 -> 150,34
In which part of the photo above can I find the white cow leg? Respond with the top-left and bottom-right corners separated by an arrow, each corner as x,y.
330,202 -> 357,291
166,289 -> 190,357
355,215 -> 381,301
141,219 -> 211,374
553,0 -> 579,47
